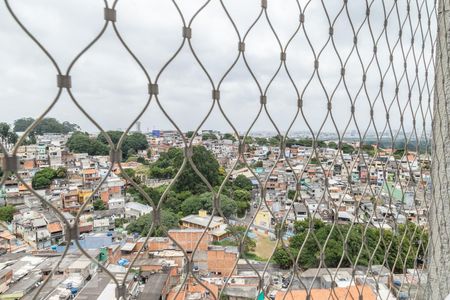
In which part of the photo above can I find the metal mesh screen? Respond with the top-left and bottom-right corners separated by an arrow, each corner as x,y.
0,0 -> 442,299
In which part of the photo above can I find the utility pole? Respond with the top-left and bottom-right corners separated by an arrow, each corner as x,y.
428,0 -> 450,298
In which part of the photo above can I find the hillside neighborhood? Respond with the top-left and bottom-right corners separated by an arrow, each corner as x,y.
0,119 -> 430,300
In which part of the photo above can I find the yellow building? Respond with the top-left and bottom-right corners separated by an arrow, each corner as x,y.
254,208 -> 271,228
78,189 -> 93,204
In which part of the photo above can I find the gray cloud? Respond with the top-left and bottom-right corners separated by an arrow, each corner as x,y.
0,0 -> 435,140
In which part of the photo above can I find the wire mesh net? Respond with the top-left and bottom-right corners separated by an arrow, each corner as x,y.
0,0 -> 443,299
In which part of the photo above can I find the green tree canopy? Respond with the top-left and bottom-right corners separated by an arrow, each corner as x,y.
149,146 -> 220,194
360,144 -> 376,156
67,132 -> 109,156
13,117 -> 34,132
327,141 -> 338,149
126,210 -> 180,236
341,143 -> 355,154
13,117 -> 79,134
273,219 -> 427,272
180,192 -> 237,218
287,190 -> 296,200
222,133 -> 236,142
93,199 -> 106,211
32,167 -> 59,190
233,175 -> 253,191
0,123 -> 10,142
202,132 -> 218,140
0,123 -> 18,145
234,189 -> 251,203
96,131 -> 149,160
273,247 -> 293,269
0,205 -> 16,223
68,131 -> 149,160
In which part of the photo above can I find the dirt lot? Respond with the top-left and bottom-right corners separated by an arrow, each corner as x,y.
253,232 -> 277,259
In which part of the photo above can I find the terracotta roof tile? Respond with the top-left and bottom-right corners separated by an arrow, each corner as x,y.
47,222 -> 63,233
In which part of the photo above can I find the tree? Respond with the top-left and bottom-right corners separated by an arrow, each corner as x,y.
328,141 -> 338,149
234,189 -> 251,203
13,117 -> 79,134
6,132 -> 18,145
360,144 -> 376,156
393,149 -> 405,160
67,132 -> 109,156
186,131 -> 195,138
268,135 -> 282,146
149,147 -> 182,179
255,137 -> 267,146
97,130 -> 123,145
126,210 -> 180,236
13,117 -> 34,132
32,176 -> 52,190
180,192 -> 237,218
273,247 -> 293,269
93,199 -> 106,211
0,206 -> 16,223
223,133 -> 236,142
114,218 -> 127,228
202,132 -> 218,141
0,123 -> 10,143
233,175 -> 253,191
243,136 -> 254,144
97,131 -> 148,160
341,143 -> 355,154
281,219 -> 427,272
124,133 -> 149,154
0,123 -> 19,146
177,146 -> 220,193
149,146 -> 221,193
32,167 -> 58,190
55,167 -> 67,178
163,190 -> 192,213
236,200 -> 250,217
287,190 -> 296,200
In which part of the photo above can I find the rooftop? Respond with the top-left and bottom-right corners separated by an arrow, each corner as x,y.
139,272 -> 170,300
181,215 -> 224,229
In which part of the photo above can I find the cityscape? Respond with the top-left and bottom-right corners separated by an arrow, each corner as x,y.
0,0 -> 445,297
0,117 -> 430,300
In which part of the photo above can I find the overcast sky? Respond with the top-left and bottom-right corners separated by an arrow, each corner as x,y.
0,0 -> 436,139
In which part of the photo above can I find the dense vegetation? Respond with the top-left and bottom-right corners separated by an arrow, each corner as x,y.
93,199 -> 106,211
66,131 -> 149,160
66,132 -> 109,156
126,210 -> 180,236
13,117 -> 80,134
0,122 -> 18,145
32,167 -> 67,190
149,146 -> 221,194
125,146 -> 254,236
273,219 -> 427,272
0,205 -> 16,223
180,192 -> 237,218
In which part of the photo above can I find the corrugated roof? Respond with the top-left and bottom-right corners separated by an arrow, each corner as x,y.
120,242 -> 136,252
47,223 -> 62,233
